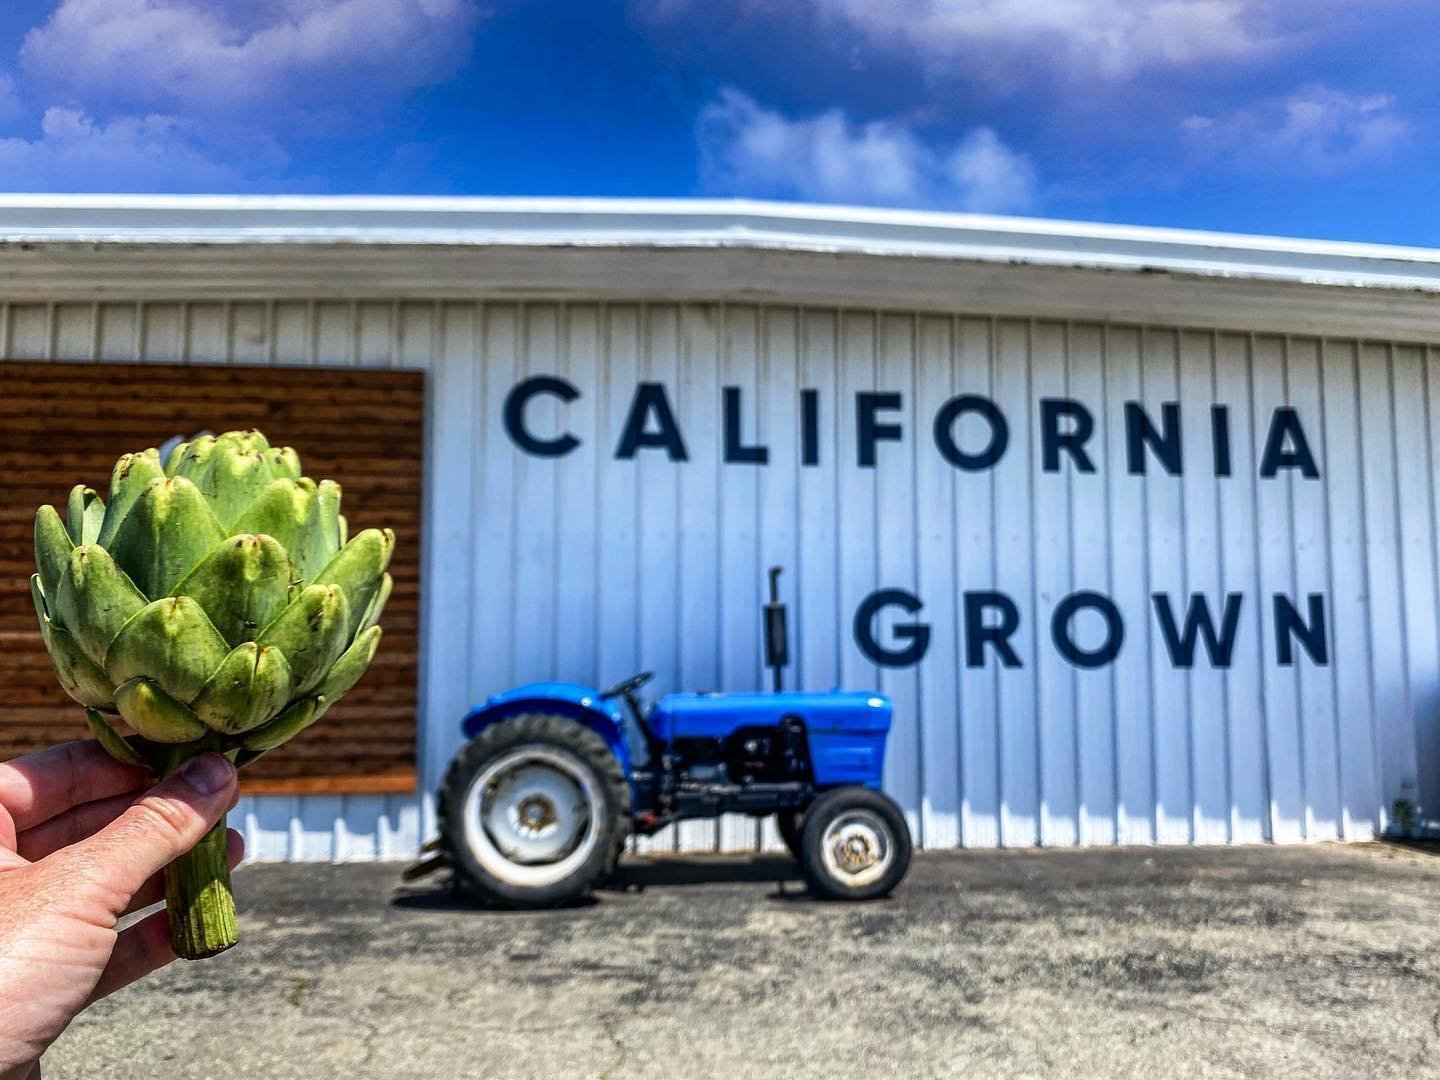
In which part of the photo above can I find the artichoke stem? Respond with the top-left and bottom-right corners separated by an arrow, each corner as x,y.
163,816 -> 237,960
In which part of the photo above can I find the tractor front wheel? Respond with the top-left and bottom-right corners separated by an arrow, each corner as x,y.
775,810 -> 804,860
438,713 -> 630,908
798,786 -> 911,901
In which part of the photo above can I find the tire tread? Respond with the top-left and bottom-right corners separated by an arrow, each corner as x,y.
437,713 -> 630,907
798,786 -> 912,901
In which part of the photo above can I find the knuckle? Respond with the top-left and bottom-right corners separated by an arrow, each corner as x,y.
126,795 -> 199,846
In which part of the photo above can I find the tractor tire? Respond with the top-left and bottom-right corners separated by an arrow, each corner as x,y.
775,810 -> 804,860
438,713 -> 630,908
798,786 -> 912,901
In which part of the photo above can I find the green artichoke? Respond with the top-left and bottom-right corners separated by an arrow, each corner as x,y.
29,429 -> 394,958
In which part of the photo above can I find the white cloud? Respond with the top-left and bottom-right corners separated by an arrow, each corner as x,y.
20,0 -> 484,115
0,73 -> 19,125
648,0 -> 1281,80
1,0 -> 484,190
826,0 -> 1271,76
0,107 -> 287,192
697,88 -> 1036,212
1182,84 -> 1409,172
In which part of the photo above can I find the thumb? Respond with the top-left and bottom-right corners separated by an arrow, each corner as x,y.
58,753 -> 237,912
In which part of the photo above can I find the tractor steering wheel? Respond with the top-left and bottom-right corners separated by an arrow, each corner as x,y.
599,671 -> 654,701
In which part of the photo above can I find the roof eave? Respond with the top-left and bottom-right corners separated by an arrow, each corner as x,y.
1,195 -> 1439,294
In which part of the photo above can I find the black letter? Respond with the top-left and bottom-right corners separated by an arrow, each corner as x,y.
504,375 -> 580,457
1152,593 -> 1243,667
1259,407 -> 1320,479
854,588 -> 931,668
1211,405 -> 1232,478
1040,398 -> 1096,473
857,392 -> 903,468
801,388 -> 820,467
1275,594 -> 1328,665
934,394 -> 1008,471
1124,401 -> 1182,475
616,382 -> 689,461
1051,591 -> 1124,668
964,591 -> 1022,668
723,386 -> 768,464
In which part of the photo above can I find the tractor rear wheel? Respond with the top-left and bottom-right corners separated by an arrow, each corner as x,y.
438,713 -> 630,908
798,786 -> 911,901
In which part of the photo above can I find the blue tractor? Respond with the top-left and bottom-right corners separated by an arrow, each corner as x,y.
425,569 -> 913,906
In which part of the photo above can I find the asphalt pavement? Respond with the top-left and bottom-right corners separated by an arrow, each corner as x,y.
45,841 -> 1440,1079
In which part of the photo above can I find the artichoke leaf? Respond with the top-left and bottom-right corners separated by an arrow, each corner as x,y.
255,584 -> 351,696
316,480 -> 343,558
38,614 -> 116,708
191,642 -> 294,734
311,529 -> 396,642
359,572 -> 393,633
165,433 -> 217,480
313,625 -> 382,717
105,596 -> 231,704
230,477 -> 332,587
66,485 -> 106,545
29,573 -> 47,623
34,505 -> 73,600
170,533 -> 294,646
162,439 -> 190,477
108,476 -> 228,598
114,677 -> 208,743
176,432 -> 281,528
263,446 -> 301,480
97,448 -> 165,548
240,697 -> 317,752
85,709 -> 147,767
53,545 -> 148,667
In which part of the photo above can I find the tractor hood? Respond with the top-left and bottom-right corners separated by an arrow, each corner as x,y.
649,690 -> 892,742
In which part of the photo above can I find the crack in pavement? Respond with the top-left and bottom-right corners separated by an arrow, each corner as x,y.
287,986 -> 381,1069
597,1016 -> 629,1080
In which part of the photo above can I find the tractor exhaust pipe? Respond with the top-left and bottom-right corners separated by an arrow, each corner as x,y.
764,566 -> 789,692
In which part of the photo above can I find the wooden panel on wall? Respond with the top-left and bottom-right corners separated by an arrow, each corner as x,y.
0,360 -> 423,794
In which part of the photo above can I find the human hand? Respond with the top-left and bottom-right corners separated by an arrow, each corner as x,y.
0,742 -> 242,1080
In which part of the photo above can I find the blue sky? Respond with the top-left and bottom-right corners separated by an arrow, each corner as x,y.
0,1 -> 1435,244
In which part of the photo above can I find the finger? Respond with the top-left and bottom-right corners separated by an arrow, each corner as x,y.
56,753 -> 237,912
89,908 -> 174,1002
122,828 -> 245,915
15,791 -> 137,862
0,801 -> 16,853
0,740 -> 149,832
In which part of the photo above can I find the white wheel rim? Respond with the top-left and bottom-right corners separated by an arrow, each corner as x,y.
461,745 -> 603,888
819,809 -> 893,888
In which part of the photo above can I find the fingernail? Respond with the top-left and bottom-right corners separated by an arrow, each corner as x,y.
182,753 -> 233,795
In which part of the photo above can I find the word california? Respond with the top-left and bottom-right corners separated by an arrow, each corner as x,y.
504,376 -> 1320,478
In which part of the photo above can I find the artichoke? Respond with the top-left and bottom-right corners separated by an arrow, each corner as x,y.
29,430 -> 394,958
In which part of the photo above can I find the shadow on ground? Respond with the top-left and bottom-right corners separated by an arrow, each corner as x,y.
1382,838 -> 1440,857
392,853 -> 810,913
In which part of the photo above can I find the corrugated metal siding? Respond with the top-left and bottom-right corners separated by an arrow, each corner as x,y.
4,298 -> 1436,857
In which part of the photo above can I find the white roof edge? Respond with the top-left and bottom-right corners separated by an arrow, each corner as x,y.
1,194 -> 1440,293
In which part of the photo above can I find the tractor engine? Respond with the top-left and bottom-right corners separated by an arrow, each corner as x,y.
724,717 -> 811,784
667,716 -> 810,786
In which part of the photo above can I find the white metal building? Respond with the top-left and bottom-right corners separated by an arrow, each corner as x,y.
3,195 -> 1439,859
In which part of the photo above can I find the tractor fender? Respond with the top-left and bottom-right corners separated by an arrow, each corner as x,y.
459,681 -> 634,798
